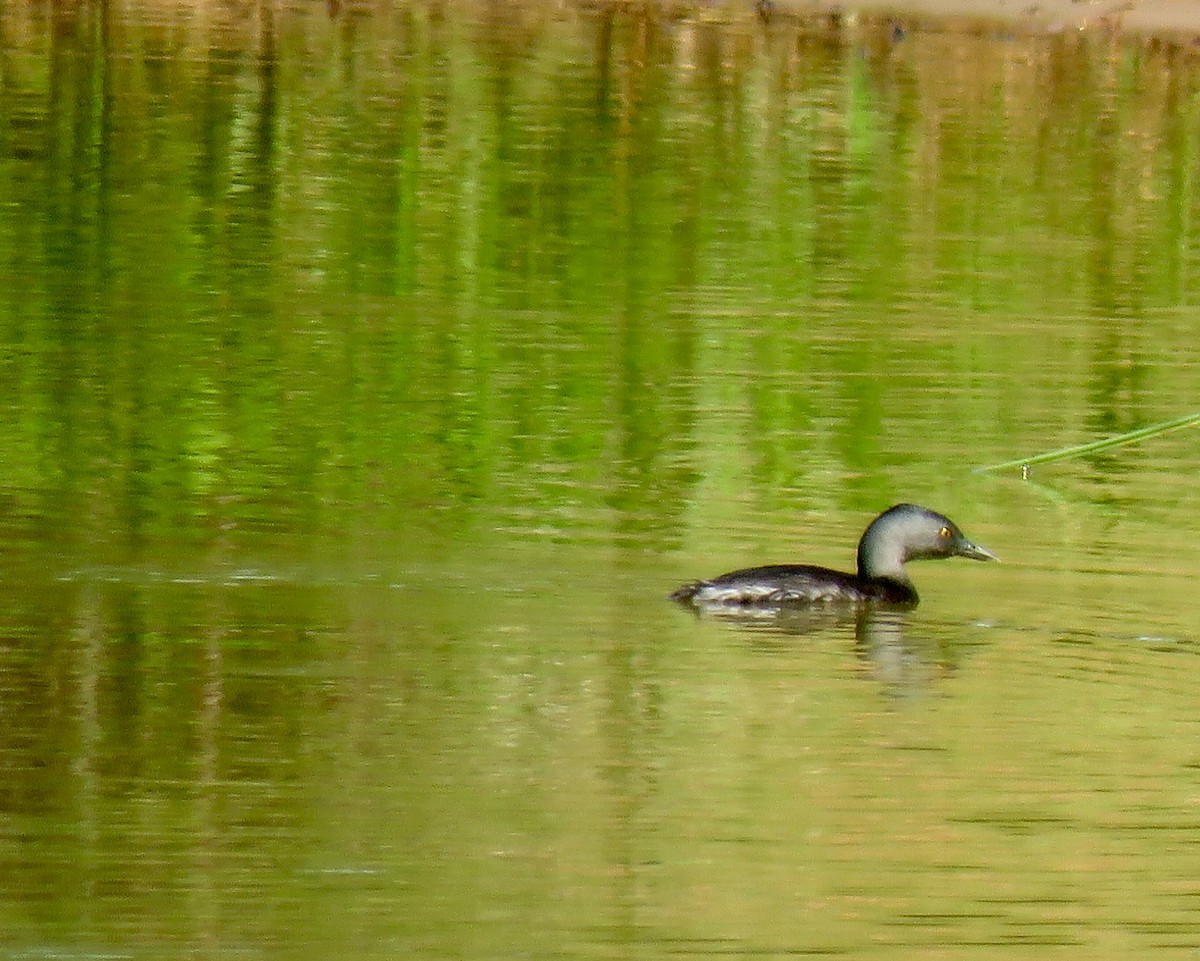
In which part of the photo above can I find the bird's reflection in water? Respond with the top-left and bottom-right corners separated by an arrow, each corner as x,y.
678,601 -> 959,694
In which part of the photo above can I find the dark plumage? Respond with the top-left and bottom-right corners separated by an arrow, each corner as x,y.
671,503 -> 997,608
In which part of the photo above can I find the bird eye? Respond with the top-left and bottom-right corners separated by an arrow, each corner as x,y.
939,526 -> 952,538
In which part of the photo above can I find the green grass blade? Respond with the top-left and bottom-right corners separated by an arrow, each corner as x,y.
975,411 -> 1200,474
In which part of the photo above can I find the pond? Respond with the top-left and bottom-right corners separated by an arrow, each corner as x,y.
2,1 -> 1200,958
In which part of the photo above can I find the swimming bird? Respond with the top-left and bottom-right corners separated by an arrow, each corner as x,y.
671,503 -> 996,608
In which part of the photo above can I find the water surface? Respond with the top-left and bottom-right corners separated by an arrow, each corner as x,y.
3,2 -> 1200,958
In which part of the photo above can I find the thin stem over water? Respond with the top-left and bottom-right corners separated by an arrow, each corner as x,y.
975,411 -> 1200,474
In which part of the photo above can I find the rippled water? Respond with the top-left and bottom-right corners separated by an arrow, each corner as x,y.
3,1 -> 1200,958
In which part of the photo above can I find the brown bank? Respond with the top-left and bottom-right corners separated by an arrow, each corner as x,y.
763,0 -> 1200,39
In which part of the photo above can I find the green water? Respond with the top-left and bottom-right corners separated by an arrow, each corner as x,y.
3,2 -> 1200,958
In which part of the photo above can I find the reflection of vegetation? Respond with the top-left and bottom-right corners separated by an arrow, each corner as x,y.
1,3 -> 1199,560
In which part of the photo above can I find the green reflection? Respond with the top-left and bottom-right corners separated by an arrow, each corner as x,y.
3,2 -> 1200,560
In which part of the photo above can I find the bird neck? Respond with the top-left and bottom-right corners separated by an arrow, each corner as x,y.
857,528 -> 911,583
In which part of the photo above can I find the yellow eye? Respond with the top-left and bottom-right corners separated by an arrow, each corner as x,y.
939,526 -> 952,538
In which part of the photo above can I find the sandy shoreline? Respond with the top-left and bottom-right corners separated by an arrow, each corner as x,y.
767,0 -> 1200,40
